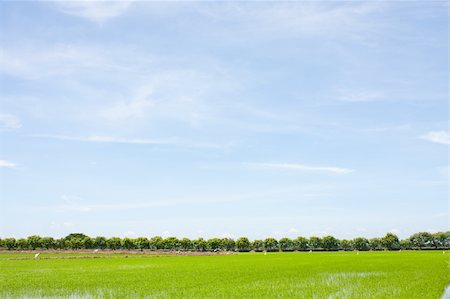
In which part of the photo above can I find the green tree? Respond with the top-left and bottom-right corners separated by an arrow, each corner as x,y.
263,238 -> 279,252
40,237 -> 55,249
381,233 -> 400,250
369,238 -> 382,250
400,239 -> 411,250
55,238 -> 65,249
221,238 -> 236,251
252,240 -> 264,252
322,236 -> 339,251
121,238 -> 135,250
134,237 -> 150,250
236,237 -> 251,252
2,238 -> 16,250
340,239 -> 353,251
179,238 -> 193,251
409,232 -> 433,249
352,237 -> 369,251
293,237 -> 309,251
192,238 -> 207,251
106,237 -> 122,250
162,237 -> 180,250
16,238 -> 28,250
149,236 -> 163,250
27,235 -> 42,250
309,237 -> 322,250
207,238 -> 222,251
279,238 -> 295,251
93,236 -> 107,249
432,232 -> 450,249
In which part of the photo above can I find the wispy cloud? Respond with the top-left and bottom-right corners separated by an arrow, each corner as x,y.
0,114 -> 21,130
33,134 -> 176,145
247,162 -> 353,175
32,134 -> 233,150
420,131 -> 450,145
61,194 -> 82,202
338,91 -> 383,102
0,160 -> 16,169
198,2 -> 383,41
55,1 -> 133,24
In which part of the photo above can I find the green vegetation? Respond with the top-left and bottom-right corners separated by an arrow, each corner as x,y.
0,251 -> 448,298
1,231 -> 449,252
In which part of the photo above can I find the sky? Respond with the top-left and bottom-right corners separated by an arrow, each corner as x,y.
0,1 -> 448,240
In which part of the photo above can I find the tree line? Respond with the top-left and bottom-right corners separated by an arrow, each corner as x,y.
0,232 -> 448,251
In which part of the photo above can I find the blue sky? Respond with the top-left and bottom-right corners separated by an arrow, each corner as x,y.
0,1 -> 448,240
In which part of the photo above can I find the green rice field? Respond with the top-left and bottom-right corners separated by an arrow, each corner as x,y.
1,251 -> 449,298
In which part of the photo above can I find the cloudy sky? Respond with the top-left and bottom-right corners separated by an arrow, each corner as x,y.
0,1 -> 448,240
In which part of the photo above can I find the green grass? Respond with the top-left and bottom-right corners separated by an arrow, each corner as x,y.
1,251 -> 448,298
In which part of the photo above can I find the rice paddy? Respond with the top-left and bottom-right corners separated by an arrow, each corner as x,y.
1,251 -> 448,298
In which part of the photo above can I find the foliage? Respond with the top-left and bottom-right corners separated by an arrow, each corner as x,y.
381,233 -> 400,250
1,232 -> 448,251
309,237 -> 322,250
322,236 -> 340,251
236,237 -> 251,252
279,238 -> 295,251
353,237 -> 370,251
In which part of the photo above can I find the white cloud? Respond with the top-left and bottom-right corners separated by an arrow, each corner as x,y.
338,91 -> 383,102
34,134 -> 176,145
420,131 -> 450,145
198,2 -> 383,41
247,162 -> 353,175
99,70 -> 214,126
0,44 -> 111,80
61,194 -> 82,202
0,160 -> 16,169
0,114 -> 21,130
55,1 -> 133,24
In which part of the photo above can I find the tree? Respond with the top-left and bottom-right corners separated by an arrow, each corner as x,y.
121,238 -> 135,250
309,237 -> 322,250
369,238 -> 382,251
221,238 -> 236,251
93,236 -> 107,249
293,237 -> 309,251
179,238 -> 193,251
340,239 -> 353,251
322,236 -> 339,251
63,233 -> 90,249
264,238 -> 278,252
162,237 -> 180,250
381,233 -> 400,250
400,239 -> 411,250
352,237 -> 369,251
431,232 -> 450,249
192,238 -> 207,251
252,240 -> 264,252
2,238 -> 16,250
55,238 -> 65,249
207,238 -> 222,251
149,236 -> 163,250
409,232 -> 433,249
106,237 -> 122,250
64,233 -> 88,241
134,237 -> 150,250
236,237 -> 251,252
40,237 -> 56,249
27,235 -> 42,250
279,238 -> 295,251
